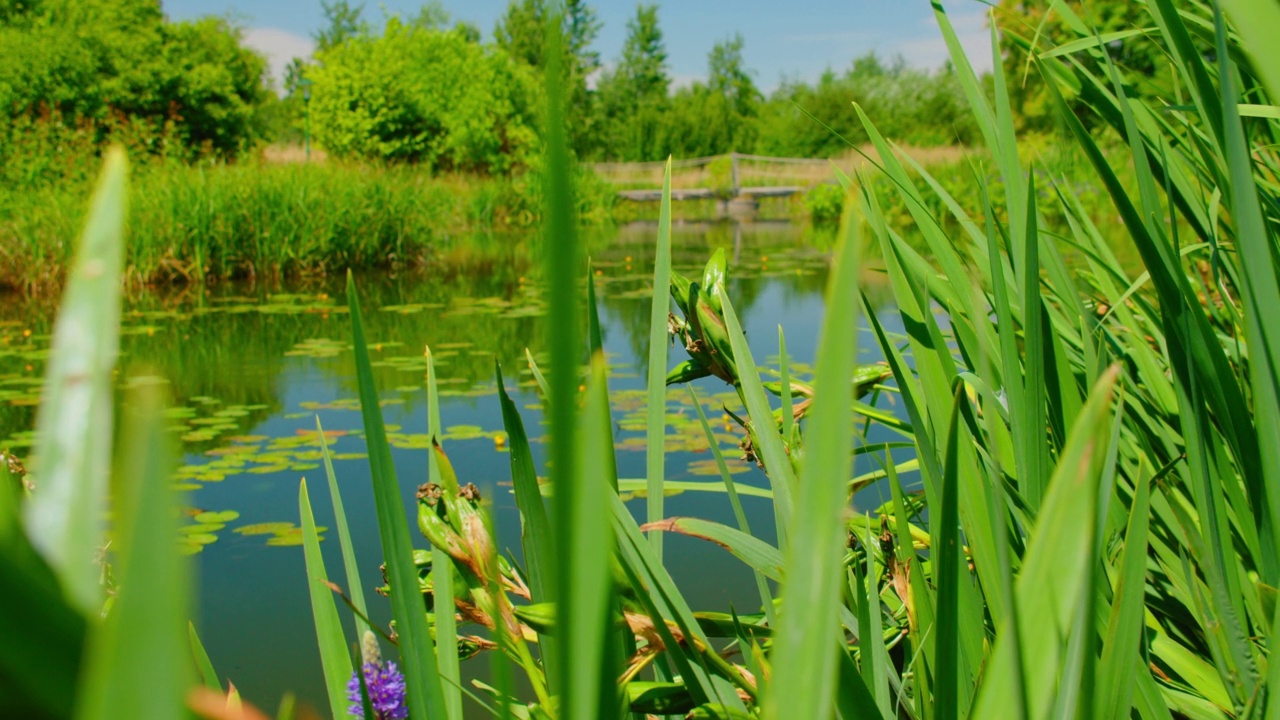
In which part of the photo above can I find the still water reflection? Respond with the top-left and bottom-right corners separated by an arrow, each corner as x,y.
0,221 -> 906,715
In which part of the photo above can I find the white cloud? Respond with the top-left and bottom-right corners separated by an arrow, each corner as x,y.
242,27 -> 315,92
895,8 -> 995,74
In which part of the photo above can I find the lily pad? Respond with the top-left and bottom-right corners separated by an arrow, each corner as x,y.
194,510 -> 240,524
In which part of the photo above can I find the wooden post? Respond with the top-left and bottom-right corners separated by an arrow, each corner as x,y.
730,153 -> 740,197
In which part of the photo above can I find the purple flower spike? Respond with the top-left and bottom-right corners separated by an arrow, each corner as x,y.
346,661 -> 408,719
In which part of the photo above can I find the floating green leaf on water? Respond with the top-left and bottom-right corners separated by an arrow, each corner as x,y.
194,511 -> 240,524
235,522 -> 297,536
180,523 -> 225,534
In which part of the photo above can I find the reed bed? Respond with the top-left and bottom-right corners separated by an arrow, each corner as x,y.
0,159 -> 615,292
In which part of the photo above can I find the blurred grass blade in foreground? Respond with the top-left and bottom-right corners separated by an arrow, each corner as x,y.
24,147 -> 128,616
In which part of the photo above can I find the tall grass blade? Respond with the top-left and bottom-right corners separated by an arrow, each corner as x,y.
1214,3 -> 1280,572
762,192 -> 860,720
299,478 -> 354,720
74,383 -> 187,720
778,327 -> 795,443
496,365 -> 553,602
970,366 -> 1121,719
719,292 -> 796,546
933,387 -> 967,720
316,418 -> 370,638
564,355 -> 619,720
426,348 -> 462,720
1220,0 -> 1280,100
687,384 -> 775,622
646,157 -> 674,561
1018,174 -> 1049,509
855,523 -> 892,717
1096,470 -> 1152,720
347,274 -> 446,720
25,148 -> 127,616
188,622 -> 222,693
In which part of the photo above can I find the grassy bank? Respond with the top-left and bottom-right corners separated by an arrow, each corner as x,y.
1,138 -> 1128,292
0,157 -> 616,291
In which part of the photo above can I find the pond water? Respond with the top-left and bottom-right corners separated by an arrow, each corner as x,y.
0,220 -> 908,716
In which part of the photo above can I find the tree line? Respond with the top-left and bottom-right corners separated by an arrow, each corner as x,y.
0,0 -> 1152,178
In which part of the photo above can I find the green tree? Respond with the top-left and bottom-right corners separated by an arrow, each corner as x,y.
493,0 -> 600,155
658,34 -> 761,158
314,0 -> 369,52
308,17 -> 539,172
593,4 -> 669,161
0,0 -> 269,160
753,52 -> 977,156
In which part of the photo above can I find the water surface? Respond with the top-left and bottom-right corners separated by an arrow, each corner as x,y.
0,220 -> 907,715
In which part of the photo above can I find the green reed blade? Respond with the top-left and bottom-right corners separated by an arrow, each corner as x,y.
25,148 -> 127,616
1019,172 -> 1049,509
75,383 -> 187,720
496,364 -> 553,603
646,157 -> 674,561
1096,470 -> 1152,720
525,349 -> 552,406
762,190 -> 860,720
834,644 -> 888,720
316,417 -> 370,639
1044,58 -> 1271,576
1215,3 -> 1280,574
426,348 -> 462,720
610,492 -> 749,712
347,274 -> 446,720
188,621 -> 222,693
778,327 -> 795,443
0,537 -> 86,719
857,521 -> 892,717
542,8 -> 582,709
885,453 -> 936,717
562,355 -> 619,720
718,291 -> 796,547
1220,0 -> 1280,101
933,386 -> 967,720
970,366 -> 1121,719
299,478 -> 354,720
642,516 -> 783,581
617,479 -> 772,500
686,384 -> 775,623
587,261 -> 604,356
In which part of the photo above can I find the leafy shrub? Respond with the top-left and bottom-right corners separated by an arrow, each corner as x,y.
308,18 -> 540,173
804,182 -> 844,223
0,0 -> 269,158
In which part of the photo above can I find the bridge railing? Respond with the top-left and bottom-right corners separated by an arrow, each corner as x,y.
590,152 -> 838,195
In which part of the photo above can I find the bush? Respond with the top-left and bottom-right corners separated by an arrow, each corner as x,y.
0,0 -> 269,159
308,18 -> 540,173
804,182 -> 844,223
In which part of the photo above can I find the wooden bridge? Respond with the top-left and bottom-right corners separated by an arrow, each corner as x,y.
592,152 -> 836,215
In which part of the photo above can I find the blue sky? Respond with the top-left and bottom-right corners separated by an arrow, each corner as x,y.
159,0 -> 993,92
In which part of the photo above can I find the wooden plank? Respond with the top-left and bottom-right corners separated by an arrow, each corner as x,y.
739,186 -> 804,197
617,188 -> 717,201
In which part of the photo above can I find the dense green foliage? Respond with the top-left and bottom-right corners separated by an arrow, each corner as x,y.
0,158 -> 616,289
306,16 -> 539,172
995,0 -> 1175,132
0,0 -> 269,161
755,55 -> 980,155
